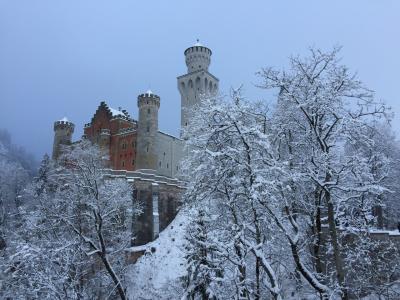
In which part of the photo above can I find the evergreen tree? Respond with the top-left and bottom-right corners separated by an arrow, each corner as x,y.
183,209 -> 222,300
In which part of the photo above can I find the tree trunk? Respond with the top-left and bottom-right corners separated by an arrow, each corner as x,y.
326,193 -> 348,300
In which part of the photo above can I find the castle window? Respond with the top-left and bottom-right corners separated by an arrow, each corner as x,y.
132,160 -> 135,165
147,108 -> 150,114
176,166 -> 178,171
146,146 -> 149,152
122,161 -> 125,167
159,161 -> 161,167
163,152 -> 165,156
147,126 -> 150,133
167,163 -> 169,169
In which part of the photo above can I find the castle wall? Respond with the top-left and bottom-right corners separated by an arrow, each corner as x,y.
113,170 -> 183,246
156,131 -> 184,178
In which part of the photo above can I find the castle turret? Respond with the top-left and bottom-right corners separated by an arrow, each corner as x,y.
178,40 -> 219,135
52,117 -> 74,160
136,90 -> 160,171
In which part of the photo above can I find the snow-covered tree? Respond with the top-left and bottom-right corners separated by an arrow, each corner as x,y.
1,140 -> 140,299
182,208 -> 223,300
258,47 -> 393,299
182,47 -> 398,300
181,90 -> 286,300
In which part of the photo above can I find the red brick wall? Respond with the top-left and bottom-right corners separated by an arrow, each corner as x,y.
110,133 -> 137,171
84,104 -> 137,171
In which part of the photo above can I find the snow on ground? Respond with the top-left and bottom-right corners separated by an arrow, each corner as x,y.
126,209 -> 192,300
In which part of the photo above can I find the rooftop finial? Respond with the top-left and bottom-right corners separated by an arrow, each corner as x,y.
194,39 -> 202,47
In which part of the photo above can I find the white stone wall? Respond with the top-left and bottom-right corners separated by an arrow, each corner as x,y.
155,131 -> 184,178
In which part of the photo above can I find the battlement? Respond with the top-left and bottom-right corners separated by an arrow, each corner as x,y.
184,43 -> 212,56
184,40 -> 212,73
54,118 -> 75,132
137,90 -> 160,108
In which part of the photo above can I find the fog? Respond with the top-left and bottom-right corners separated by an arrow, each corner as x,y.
1,0 -> 399,159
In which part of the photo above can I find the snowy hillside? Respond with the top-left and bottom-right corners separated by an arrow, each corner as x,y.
126,209 -> 191,300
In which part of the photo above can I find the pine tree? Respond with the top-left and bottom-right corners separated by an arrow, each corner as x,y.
183,209 -> 222,300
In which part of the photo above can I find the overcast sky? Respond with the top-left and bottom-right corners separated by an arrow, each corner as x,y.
1,0 -> 399,160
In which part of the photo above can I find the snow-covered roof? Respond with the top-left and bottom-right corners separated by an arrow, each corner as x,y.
194,39 -> 203,47
59,117 -> 69,122
108,107 -> 125,117
145,89 -> 153,96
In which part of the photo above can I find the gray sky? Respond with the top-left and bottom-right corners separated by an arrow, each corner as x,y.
1,0 -> 399,160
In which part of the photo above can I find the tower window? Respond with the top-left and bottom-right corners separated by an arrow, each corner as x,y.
132,159 -> 135,165
167,163 -> 169,169
122,161 -> 125,167
159,161 -> 161,167
147,126 -> 150,133
146,147 -> 149,152
147,108 -> 150,114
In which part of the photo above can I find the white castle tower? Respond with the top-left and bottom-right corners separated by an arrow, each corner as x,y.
177,40 -> 219,135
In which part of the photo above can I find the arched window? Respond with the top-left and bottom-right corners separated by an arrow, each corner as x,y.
195,77 -> 201,91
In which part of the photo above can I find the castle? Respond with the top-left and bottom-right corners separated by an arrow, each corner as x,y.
52,42 -> 219,245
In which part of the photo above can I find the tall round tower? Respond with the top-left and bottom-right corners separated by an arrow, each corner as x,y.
136,90 -> 160,171
52,117 -> 74,160
178,40 -> 219,135
184,40 -> 212,73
